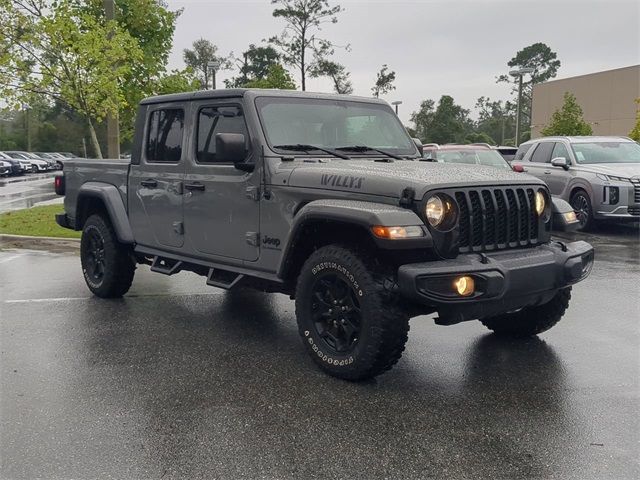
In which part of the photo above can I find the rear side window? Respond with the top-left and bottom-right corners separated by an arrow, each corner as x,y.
146,108 -> 184,163
529,142 -> 554,163
196,105 -> 248,163
514,143 -> 533,161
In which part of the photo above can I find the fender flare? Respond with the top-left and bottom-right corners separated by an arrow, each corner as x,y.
278,199 -> 430,277
76,182 -> 135,244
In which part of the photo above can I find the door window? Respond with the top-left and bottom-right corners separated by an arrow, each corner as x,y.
196,105 -> 248,163
551,142 -> 570,161
145,108 -> 184,163
514,143 -> 533,160
529,142 -> 554,163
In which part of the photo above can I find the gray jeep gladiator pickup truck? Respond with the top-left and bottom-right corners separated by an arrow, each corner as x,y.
55,89 -> 594,380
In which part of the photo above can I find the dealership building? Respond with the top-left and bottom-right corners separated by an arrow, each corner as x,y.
531,65 -> 640,138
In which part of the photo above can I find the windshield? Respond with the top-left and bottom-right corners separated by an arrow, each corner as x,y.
255,97 -> 417,156
571,141 -> 640,164
430,149 -> 511,170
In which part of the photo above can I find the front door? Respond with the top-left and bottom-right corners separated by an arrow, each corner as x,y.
183,102 -> 260,261
546,142 -> 573,196
128,105 -> 186,249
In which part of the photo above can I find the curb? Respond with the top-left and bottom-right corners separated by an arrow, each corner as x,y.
0,233 -> 80,251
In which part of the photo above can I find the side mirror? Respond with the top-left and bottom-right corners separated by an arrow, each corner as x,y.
551,157 -> 569,170
215,133 -> 253,171
413,138 -> 424,156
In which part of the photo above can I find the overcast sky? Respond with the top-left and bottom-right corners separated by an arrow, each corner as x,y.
165,0 -> 640,124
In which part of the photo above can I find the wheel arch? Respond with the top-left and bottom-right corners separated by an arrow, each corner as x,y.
278,199 -> 430,284
75,182 -> 134,244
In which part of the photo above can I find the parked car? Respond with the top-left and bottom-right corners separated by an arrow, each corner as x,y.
0,152 -> 26,175
54,89 -> 592,381
495,146 -> 518,162
3,151 -> 49,172
34,152 -> 63,170
512,136 -> 640,230
422,144 -> 514,171
0,160 -> 12,176
2,152 -> 34,172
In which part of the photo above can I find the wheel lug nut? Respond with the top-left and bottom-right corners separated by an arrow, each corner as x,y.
333,300 -> 338,305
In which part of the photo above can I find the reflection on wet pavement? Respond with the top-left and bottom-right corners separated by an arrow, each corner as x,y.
0,172 -> 60,213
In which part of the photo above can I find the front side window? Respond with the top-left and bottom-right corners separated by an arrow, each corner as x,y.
196,105 -> 248,163
514,143 -> 533,160
571,141 -> 640,164
552,142 -> 571,160
146,108 -> 184,163
255,97 -> 416,156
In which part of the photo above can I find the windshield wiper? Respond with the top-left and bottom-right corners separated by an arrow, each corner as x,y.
335,145 -> 404,160
273,144 -> 351,160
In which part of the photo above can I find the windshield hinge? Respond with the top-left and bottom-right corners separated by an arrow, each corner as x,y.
399,187 -> 416,208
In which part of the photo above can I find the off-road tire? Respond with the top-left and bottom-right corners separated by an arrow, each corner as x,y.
295,245 -> 409,381
570,190 -> 594,231
81,214 -> 135,298
480,287 -> 572,338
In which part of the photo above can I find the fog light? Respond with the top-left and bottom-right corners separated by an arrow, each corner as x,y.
563,211 -> 577,223
453,276 -> 475,296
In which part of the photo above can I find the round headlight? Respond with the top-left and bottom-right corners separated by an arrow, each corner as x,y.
535,190 -> 546,216
426,195 -> 445,226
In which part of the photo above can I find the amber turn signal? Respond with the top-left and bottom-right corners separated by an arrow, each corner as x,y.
371,225 -> 424,239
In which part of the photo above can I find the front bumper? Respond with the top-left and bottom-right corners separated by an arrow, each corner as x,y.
397,241 -> 594,324
593,180 -> 640,220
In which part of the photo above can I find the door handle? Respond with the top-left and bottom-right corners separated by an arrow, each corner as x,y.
544,171 -> 551,174
185,182 -> 205,191
140,179 -> 157,188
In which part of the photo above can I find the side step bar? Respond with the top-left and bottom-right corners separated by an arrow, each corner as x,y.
206,269 -> 244,290
148,254 -> 244,290
150,256 -> 182,275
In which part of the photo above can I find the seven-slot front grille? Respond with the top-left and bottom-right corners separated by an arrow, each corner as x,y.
633,184 -> 640,203
453,187 -> 539,252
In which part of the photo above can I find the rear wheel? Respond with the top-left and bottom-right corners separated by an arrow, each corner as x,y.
81,214 -> 135,298
30,165 -> 37,173
295,245 -> 409,381
570,190 -> 594,231
480,287 -> 572,338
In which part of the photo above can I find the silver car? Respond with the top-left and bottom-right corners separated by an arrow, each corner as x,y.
513,136 -> 640,230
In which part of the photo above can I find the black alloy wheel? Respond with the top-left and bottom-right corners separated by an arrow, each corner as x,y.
310,273 -> 362,354
570,190 -> 593,230
83,227 -> 106,284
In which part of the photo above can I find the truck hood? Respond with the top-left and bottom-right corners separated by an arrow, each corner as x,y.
574,163 -> 640,179
281,159 -> 544,199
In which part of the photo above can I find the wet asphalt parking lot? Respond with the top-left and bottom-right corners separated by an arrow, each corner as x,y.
1,177 -> 639,479
0,172 -> 60,213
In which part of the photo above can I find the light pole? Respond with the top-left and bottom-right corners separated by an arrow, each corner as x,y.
509,67 -> 534,146
391,100 -> 403,115
207,60 -> 221,89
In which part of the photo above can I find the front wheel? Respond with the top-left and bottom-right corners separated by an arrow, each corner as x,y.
570,190 -> 594,231
480,287 -> 572,338
295,245 -> 409,381
81,214 -> 136,298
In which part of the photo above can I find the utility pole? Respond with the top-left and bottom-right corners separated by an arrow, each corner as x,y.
509,67 -> 534,146
103,0 -> 120,159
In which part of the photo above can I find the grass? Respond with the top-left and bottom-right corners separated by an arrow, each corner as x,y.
0,204 -> 81,239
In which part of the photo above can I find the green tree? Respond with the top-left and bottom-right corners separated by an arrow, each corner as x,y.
411,96 -> 471,144
0,0 -> 143,158
269,0 -> 346,91
155,68 -> 200,95
540,92 -> 592,136
77,0 -> 182,140
225,44 -> 281,88
629,98 -> 640,141
243,64 -> 296,89
371,64 -> 396,98
464,132 -> 496,145
310,59 -> 352,94
183,38 -> 232,90
497,43 -> 561,138
474,96 -> 516,145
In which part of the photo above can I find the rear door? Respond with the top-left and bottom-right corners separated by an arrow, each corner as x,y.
182,101 -> 260,261
524,142 -> 554,182
128,103 -> 187,249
